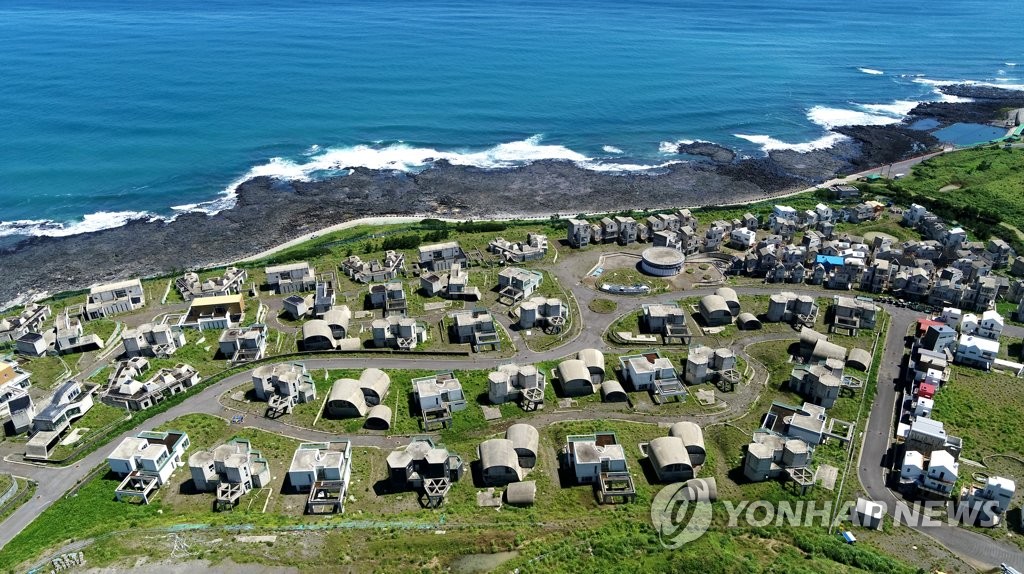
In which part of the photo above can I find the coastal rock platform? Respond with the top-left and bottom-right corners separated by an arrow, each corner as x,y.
3,85 -> 1023,304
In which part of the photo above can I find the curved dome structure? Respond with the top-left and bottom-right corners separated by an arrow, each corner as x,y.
641,247 -> 685,276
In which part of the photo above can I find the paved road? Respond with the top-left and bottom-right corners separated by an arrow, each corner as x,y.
3,276 -> 1023,569
857,307 -> 1024,571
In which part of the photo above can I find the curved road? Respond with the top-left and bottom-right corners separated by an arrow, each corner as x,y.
1,272 -> 1022,569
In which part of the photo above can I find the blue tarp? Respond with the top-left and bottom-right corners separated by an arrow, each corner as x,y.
816,255 -> 845,267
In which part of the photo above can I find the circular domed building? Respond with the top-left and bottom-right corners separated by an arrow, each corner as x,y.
640,247 -> 685,277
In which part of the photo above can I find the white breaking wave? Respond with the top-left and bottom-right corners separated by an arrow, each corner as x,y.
858,67 -> 884,75
859,100 -> 922,117
1006,62 -> 1018,66
733,132 -> 848,153
658,139 -> 716,153
807,105 -> 903,129
913,76 -> 1024,92
174,135 -> 684,216
0,210 -> 161,238
602,145 -> 624,154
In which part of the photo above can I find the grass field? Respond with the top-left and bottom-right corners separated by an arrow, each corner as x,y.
932,366 -> 1024,473
888,146 -> 1024,247
588,298 -> 617,314
1,409 -> 929,574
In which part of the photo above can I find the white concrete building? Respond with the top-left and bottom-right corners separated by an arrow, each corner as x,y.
108,430 -> 190,504
954,334 -> 1000,370
0,360 -> 32,421
121,323 -> 186,358
288,441 -> 353,514
922,449 -> 959,496
265,262 -> 316,294
85,279 -> 145,319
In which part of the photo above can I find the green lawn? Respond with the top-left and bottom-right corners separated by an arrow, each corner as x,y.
834,214 -> 920,242
81,319 -> 118,344
46,403 -> 131,461
588,298 -> 617,314
599,268 -> 669,294
933,366 -> 1024,468
19,355 -> 71,390
887,146 -> 1024,248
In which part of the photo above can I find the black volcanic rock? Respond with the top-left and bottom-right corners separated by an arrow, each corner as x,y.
676,141 -> 737,163
909,84 -> 1024,126
2,89 -> 1022,304
833,125 -> 939,169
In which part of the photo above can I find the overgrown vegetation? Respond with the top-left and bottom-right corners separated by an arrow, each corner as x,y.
588,298 -> 618,314
876,146 -> 1024,253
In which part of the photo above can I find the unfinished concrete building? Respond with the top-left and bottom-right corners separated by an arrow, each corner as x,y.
417,241 -> 467,272
788,363 -> 842,409
478,424 -> 538,487
0,304 -> 51,344
642,303 -> 691,344
517,296 -> 567,330
101,363 -> 200,412
565,432 -> 636,504
386,437 -> 465,507
85,279 -> 145,320
121,322 -> 186,358
252,362 -> 317,417
288,441 -> 353,514
325,368 -> 391,419
265,262 -> 316,294
644,422 -> 706,483
684,345 -> 740,390
449,309 -> 500,351
488,363 -> 546,410
341,250 -> 405,283
176,267 -> 248,302
189,438 -> 270,510
218,324 -> 268,364
368,281 -> 407,318
489,234 -> 548,263
619,351 -> 686,402
554,348 -> 605,397
497,267 -> 543,305
108,430 -> 190,504
371,316 -> 428,350
413,371 -> 467,430
829,296 -> 879,336
420,263 -> 480,301
765,292 -> 818,328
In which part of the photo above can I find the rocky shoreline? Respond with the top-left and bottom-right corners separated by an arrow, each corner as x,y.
3,85 -> 1024,305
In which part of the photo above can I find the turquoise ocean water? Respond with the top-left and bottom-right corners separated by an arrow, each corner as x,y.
0,0 -> 1021,237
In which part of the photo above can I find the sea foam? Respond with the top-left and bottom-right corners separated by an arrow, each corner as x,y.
0,211 -> 160,238
858,67 -> 884,75
807,106 -> 903,129
178,135 -> 684,216
732,133 -> 848,153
